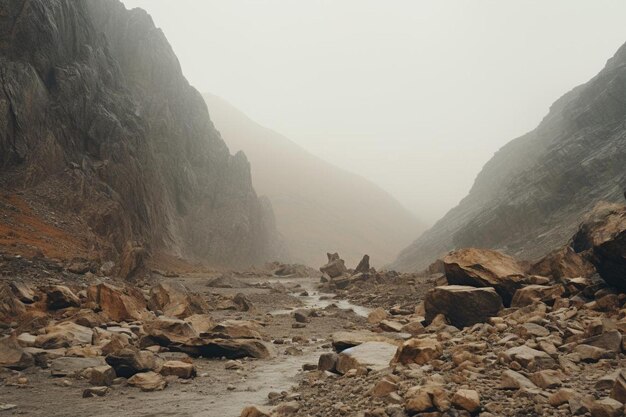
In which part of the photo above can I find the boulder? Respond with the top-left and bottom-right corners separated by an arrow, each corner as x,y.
530,245 -> 596,279
320,253 -> 347,278
189,338 -> 274,359
367,308 -> 388,325
571,203 -> 626,291
511,284 -> 565,307
89,365 -> 116,386
10,282 -> 36,304
128,371 -> 167,391
355,254 -> 371,274
582,330 -> 623,353
240,406 -> 272,417
499,369 -> 537,390
611,371 -> 626,403
331,331 -> 399,352
160,360 -> 196,379
0,283 -> 27,322
335,341 -> 397,374
590,398 -> 624,417
232,293 -> 254,312
44,285 -> 80,310
425,285 -> 503,328
87,283 -> 148,322
501,345 -> 555,370
35,322 -> 93,349
392,338 -> 443,365
208,320 -> 263,340
452,389 -> 480,413
318,352 -> 338,372
105,347 -> 158,378
442,248 -> 527,305
0,335 -> 34,370
144,317 -> 197,345
50,357 -> 106,377
184,314 -> 215,335
370,378 -> 398,398
149,282 -> 208,318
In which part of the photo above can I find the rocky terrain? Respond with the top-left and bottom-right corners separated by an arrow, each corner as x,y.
0,201 -> 623,417
203,93 -> 423,267
0,0 -> 283,271
391,42 -> 626,272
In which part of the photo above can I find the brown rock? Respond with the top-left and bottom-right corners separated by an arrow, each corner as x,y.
0,283 -> 27,322
530,369 -> 565,389
367,308 -> 388,325
355,254 -> 371,274
590,398 -> 624,417
499,369 -> 537,390
0,335 -> 34,370
502,345 -> 555,370
530,245 -> 596,279
87,283 -> 148,322
144,317 -> 197,345
425,285 -> 503,328
548,388 -> 579,407
320,253 -> 347,278
370,378 -> 398,398
83,387 -> 109,398
105,347 -> 158,378
335,341 -> 397,374
128,371 -> 167,391
240,405 -> 272,417
442,248 -> 527,305
452,389 -> 480,413
44,285 -> 80,310
392,338 -> 442,365
89,365 -> 116,386
35,322 -> 93,349
511,284 -> 565,307
208,320 -> 263,339
160,360 -> 195,379
149,282 -> 208,319
610,371 -> 626,403
318,352 -> 338,372
379,320 -> 403,332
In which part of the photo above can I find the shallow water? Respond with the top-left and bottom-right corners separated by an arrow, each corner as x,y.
267,277 -> 371,317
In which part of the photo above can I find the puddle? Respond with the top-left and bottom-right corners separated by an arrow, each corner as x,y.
267,277 -> 371,318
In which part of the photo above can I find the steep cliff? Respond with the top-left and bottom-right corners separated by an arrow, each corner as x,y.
0,0 -> 281,267
392,41 -> 626,272
204,93 -> 424,267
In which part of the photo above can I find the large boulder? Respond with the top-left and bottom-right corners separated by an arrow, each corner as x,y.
442,248 -> 528,305
0,335 -> 34,370
128,371 -> 167,391
148,281 -> 208,319
355,255 -> 371,274
0,283 -> 27,323
335,341 -> 397,374
87,283 -> 148,322
424,285 -> 503,328
320,253 -> 347,278
392,338 -> 443,365
44,285 -> 80,310
188,338 -> 275,359
143,317 -> 197,345
571,203 -> 626,291
34,321 -> 93,349
530,246 -> 596,279
511,284 -> 565,307
105,347 -> 159,378
208,320 -> 263,340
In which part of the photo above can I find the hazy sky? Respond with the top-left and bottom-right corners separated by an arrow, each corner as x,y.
122,0 -> 626,224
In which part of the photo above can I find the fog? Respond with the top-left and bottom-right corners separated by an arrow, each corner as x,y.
122,0 -> 626,224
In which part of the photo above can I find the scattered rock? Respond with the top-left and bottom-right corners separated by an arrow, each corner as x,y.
425,285 -> 503,327
128,371 -> 167,391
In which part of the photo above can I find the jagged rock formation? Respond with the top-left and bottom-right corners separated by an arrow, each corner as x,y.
203,93 -> 423,267
392,42 -> 626,272
0,0 -> 282,267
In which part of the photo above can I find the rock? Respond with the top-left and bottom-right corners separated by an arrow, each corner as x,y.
35,322 -> 93,349
518,322 -> 550,338
331,331 -> 398,352
233,293 -> 254,312
452,389 -> 480,413
87,283 -> 148,322
355,255 -> 371,274
105,347 -> 158,378
401,321 -> 425,336
499,369 -> 537,390
89,365 -> 116,386
379,320 -> 403,332
0,283 -> 27,322
50,357 -> 106,377
318,352 -> 338,372
530,370 -> 564,389
367,308 -> 389,325
184,314 -> 215,335
511,284 -> 565,307
189,338 -> 275,359
501,345 -> 555,370
392,338 -> 442,365
530,245 -> 596,279
44,285 -> 80,310
149,282 -> 208,318
82,387 -> 109,398
208,320 -> 263,339
144,317 -> 197,345
335,341 -> 397,374
240,405 -> 272,417
590,398 -> 624,417
128,371 -> 167,391
320,253 -> 347,278
10,282 -> 36,304
425,285 -> 503,327
548,388 -> 579,407
404,387 -> 435,414
571,202 -> 626,290
611,371 -> 626,403
574,344 -> 615,363
293,310 -> 310,323
0,335 -> 34,370
442,248 -> 527,305
582,330 -> 623,353
370,378 -> 398,398
160,360 -> 196,379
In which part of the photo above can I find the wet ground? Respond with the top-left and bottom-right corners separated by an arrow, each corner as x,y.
0,274 -> 370,417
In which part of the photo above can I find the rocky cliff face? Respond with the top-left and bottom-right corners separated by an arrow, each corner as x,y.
203,93 -> 424,267
392,41 -> 626,272
0,0 -> 281,267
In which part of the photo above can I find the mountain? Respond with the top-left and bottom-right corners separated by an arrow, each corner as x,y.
391,41 -> 626,272
0,0 -> 282,269
203,93 -> 424,267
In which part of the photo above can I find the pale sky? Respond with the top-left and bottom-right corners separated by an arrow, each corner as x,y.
121,0 -> 626,224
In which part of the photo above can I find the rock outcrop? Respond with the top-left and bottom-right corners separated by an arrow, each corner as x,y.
0,0 -> 281,269
391,42 -> 626,272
